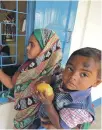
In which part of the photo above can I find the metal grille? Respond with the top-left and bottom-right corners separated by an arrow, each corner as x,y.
0,1 -> 27,92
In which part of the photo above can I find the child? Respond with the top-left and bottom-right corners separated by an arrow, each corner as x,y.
38,47 -> 102,129
0,28 -> 62,129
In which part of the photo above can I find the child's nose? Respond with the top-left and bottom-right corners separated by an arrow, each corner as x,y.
70,72 -> 78,81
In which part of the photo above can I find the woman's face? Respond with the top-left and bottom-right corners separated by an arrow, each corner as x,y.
27,35 -> 41,59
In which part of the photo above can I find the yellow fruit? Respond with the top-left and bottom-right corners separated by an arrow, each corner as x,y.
37,83 -> 54,96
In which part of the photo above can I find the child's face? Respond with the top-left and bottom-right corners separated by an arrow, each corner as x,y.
62,55 -> 99,91
27,35 -> 41,59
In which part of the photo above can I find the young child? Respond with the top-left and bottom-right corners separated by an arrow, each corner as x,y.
0,28 -> 62,129
38,47 -> 102,129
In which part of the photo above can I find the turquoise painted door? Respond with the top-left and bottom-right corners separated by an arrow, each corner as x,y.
34,1 -> 78,67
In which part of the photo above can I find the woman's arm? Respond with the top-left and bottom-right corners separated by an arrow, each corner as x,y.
0,69 -> 13,89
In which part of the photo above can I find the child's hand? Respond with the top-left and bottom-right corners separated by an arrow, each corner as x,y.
36,90 -> 54,105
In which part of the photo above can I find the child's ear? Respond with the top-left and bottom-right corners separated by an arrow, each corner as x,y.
93,79 -> 102,87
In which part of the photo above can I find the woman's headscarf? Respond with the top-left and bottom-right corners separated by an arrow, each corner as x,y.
13,28 -> 62,129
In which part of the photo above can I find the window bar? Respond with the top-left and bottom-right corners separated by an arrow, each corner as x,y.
15,0 -> 18,64
1,34 -> 26,37
0,8 -> 27,14
0,22 -> 16,25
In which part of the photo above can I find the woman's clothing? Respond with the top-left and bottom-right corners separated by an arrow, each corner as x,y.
13,28 -> 62,129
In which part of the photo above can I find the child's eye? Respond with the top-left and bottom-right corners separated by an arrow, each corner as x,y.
80,73 -> 88,77
67,67 -> 73,72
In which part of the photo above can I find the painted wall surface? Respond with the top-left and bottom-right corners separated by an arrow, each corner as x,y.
69,0 -> 102,101
0,102 -> 17,129
34,1 -> 78,67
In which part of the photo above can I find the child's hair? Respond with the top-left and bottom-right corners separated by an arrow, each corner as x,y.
67,47 -> 101,79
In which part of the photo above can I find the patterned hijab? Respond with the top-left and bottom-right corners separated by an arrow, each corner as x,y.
13,28 -> 62,129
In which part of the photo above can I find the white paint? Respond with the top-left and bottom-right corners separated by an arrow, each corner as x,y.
0,102 -> 17,129
69,0 -> 102,101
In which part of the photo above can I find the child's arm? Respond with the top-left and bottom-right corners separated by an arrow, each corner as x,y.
44,103 -> 61,129
0,69 -> 13,89
37,92 -> 61,129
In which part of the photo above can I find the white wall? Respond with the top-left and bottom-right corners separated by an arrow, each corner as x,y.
0,102 -> 17,129
69,0 -> 102,101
